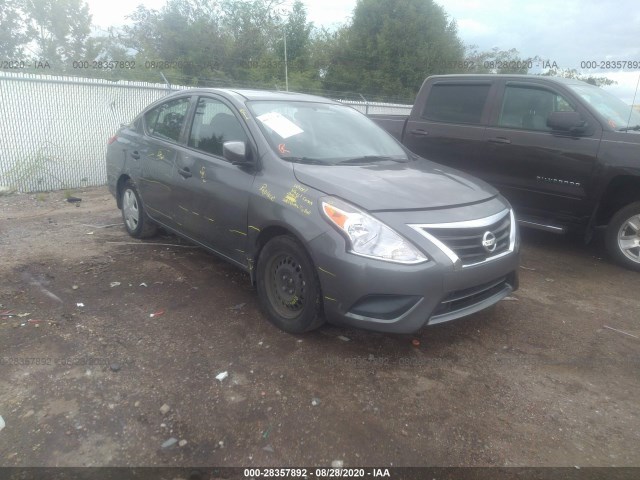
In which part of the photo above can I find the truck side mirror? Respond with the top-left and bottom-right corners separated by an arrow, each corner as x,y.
547,111 -> 587,134
223,141 -> 252,165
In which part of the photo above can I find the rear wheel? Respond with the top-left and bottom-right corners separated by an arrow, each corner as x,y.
605,201 -> 640,271
256,235 -> 325,333
120,180 -> 157,239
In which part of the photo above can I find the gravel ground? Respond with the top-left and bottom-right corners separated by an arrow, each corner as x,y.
0,187 -> 639,469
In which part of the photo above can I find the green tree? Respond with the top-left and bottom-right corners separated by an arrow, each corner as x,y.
323,0 -> 465,100
0,0 -> 92,71
541,68 -> 616,87
282,1 -> 312,64
122,0 -> 293,87
271,1 -> 319,91
464,46 -> 537,74
218,0 -> 287,86
123,0 -> 228,85
24,0 -> 92,68
78,28 -> 139,80
285,26 -> 335,93
0,0 -> 33,58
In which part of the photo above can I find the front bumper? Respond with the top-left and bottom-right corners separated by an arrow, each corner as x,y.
307,205 -> 520,334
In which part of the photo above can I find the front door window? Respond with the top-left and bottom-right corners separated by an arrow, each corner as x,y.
498,86 -> 576,131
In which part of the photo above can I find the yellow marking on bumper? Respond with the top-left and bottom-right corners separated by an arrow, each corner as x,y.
229,229 -> 247,236
324,296 -> 337,302
249,225 -> 261,232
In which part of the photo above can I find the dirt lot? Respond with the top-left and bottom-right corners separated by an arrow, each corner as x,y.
0,187 -> 639,468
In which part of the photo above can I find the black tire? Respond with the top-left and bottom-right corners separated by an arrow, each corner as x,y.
256,235 -> 325,333
120,180 -> 157,239
605,201 -> 640,272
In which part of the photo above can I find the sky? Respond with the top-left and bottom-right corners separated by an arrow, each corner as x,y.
85,0 -> 640,104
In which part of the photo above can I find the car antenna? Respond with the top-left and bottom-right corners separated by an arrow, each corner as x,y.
160,72 -> 172,92
625,72 -> 640,131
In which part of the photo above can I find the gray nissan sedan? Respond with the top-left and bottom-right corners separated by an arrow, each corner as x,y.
106,89 -> 520,334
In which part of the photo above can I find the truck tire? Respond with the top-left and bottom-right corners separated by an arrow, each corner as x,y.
605,201 -> 640,272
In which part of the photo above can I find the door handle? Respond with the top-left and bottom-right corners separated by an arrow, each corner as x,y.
487,137 -> 512,144
410,129 -> 429,137
131,151 -> 140,160
178,167 -> 192,178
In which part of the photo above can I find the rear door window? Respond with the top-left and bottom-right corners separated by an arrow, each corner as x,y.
145,97 -> 191,143
422,84 -> 491,124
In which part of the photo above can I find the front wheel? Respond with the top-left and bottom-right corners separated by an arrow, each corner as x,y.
120,180 -> 157,239
256,235 -> 325,333
605,201 -> 640,272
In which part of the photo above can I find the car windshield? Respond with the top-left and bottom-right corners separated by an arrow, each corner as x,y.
247,100 -> 409,164
567,83 -> 640,131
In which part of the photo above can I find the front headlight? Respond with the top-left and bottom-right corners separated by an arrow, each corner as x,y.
321,197 -> 428,264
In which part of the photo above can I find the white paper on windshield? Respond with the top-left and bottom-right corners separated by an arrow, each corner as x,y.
256,112 -> 304,139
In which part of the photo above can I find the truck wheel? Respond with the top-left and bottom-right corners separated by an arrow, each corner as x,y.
605,201 -> 640,271
256,235 -> 325,333
120,180 -> 157,239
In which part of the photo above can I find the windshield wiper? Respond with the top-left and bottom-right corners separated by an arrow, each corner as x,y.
337,155 -> 408,165
280,156 -> 326,165
618,124 -> 640,132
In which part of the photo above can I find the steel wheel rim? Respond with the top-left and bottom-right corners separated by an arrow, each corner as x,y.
617,214 -> 640,263
266,253 -> 306,319
123,189 -> 140,232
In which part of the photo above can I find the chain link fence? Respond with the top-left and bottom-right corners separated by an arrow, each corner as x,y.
0,72 -> 411,193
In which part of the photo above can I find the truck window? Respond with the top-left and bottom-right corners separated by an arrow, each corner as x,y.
498,86 -> 575,131
421,84 -> 491,124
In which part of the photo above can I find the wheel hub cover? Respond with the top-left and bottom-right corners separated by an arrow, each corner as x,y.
273,257 -> 304,310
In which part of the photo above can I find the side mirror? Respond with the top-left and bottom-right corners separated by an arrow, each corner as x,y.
547,111 -> 587,134
223,141 -> 251,165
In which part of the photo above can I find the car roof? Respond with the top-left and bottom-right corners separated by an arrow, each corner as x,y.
427,74 -> 590,86
166,88 -> 338,104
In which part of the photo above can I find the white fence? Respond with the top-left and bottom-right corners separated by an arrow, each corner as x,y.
337,99 -> 412,116
0,72 -> 411,192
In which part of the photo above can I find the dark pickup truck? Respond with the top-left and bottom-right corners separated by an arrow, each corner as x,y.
371,74 -> 640,271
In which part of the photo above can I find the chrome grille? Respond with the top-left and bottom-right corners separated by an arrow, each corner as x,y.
409,209 -> 515,268
424,214 -> 510,264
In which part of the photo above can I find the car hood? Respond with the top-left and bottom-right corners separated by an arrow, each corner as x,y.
293,159 -> 497,211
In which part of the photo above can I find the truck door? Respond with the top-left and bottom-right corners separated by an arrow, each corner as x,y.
483,82 -> 601,227
403,80 -> 495,177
